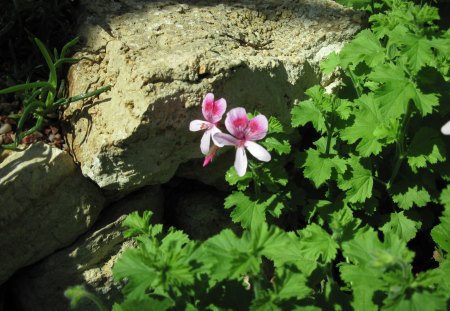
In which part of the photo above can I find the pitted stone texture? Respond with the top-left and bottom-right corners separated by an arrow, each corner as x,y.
65,0 -> 361,191
11,185 -> 164,311
0,142 -> 105,284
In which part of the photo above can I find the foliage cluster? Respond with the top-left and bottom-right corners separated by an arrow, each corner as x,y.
0,37 -> 110,149
66,0 -> 450,310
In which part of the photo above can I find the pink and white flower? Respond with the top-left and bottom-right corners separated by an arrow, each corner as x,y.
189,93 -> 227,155
214,107 -> 271,176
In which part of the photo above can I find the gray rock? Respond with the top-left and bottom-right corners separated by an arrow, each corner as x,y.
64,0 -> 361,192
11,185 -> 164,311
0,142 -> 105,284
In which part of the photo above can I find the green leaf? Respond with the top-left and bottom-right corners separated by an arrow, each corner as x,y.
122,211 -> 160,238
407,127 -> 446,172
112,296 -> 174,311
341,94 -> 394,157
302,149 -> 347,188
261,137 -> 291,155
382,290 -> 447,311
321,51 -> 341,74
328,205 -> 361,243
274,269 -> 310,301
431,208 -> 450,253
291,99 -> 326,133
392,186 -> 431,210
224,192 -> 267,229
268,116 -> 284,133
389,26 -> 436,74
113,229 -> 196,299
338,157 -> 373,203
440,185 -> 450,209
297,224 -> 338,263
203,225 -> 290,281
369,63 -> 439,117
225,167 -> 252,191
380,212 -> 421,242
340,265 -> 382,311
303,149 -> 333,188
337,29 -> 385,69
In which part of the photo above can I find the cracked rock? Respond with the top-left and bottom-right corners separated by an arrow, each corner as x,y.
65,0 -> 361,191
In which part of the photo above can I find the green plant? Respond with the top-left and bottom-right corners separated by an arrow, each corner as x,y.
0,37 -> 110,149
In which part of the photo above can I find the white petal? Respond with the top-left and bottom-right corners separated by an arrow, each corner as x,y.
200,130 -> 211,155
245,141 -> 271,162
210,126 -> 224,147
442,121 -> 450,135
190,120 -> 210,132
214,132 -> 239,146
235,147 -> 248,177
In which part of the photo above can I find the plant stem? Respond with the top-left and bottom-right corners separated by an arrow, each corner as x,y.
347,68 -> 362,98
252,276 -> 262,300
388,101 -> 412,187
84,292 -> 108,311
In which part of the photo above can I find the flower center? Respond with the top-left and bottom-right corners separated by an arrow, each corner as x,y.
232,117 -> 247,139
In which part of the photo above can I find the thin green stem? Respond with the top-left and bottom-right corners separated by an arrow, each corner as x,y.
83,292 -> 108,311
252,276 -> 262,300
388,101 -> 412,188
347,68 -> 363,98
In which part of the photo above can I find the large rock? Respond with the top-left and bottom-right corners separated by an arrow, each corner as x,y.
65,0 -> 361,191
0,142 -> 105,284
11,185 -> 164,311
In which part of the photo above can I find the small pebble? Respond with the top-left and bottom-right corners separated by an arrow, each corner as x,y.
0,123 -> 12,135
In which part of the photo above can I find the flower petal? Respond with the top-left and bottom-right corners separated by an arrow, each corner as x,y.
245,115 -> 268,141
211,98 -> 227,123
190,120 -> 211,131
214,132 -> 239,146
245,141 -> 271,162
225,107 -> 248,139
210,126 -> 224,147
200,130 -> 211,155
442,121 -> 450,135
202,93 -> 215,121
235,146 -> 248,177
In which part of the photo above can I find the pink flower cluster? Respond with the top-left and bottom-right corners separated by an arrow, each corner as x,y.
189,93 -> 271,176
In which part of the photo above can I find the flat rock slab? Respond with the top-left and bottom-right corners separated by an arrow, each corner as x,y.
65,0 -> 361,191
0,143 -> 105,284
11,185 -> 164,311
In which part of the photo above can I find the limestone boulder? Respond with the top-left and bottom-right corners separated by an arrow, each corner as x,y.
65,0 -> 361,191
11,185 -> 164,311
0,142 -> 105,284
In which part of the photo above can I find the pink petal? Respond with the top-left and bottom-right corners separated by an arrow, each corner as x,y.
190,120 -> 211,132
202,94 -> 227,123
225,107 -> 248,139
202,93 -> 215,121
245,141 -> 271,162
213,132 -> 240,146
234,146 -> 248,177
245,115 -> 268,141
211,98 -> 227,124
200,130 -> 212,155
442,121 -> 450,135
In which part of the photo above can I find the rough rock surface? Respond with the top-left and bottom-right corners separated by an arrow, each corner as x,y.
0,142 -> 105,284
65,0 -> 361,191
11,185 -> 164,311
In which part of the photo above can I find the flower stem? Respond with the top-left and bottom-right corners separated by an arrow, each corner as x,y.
388,101 -> 412,188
